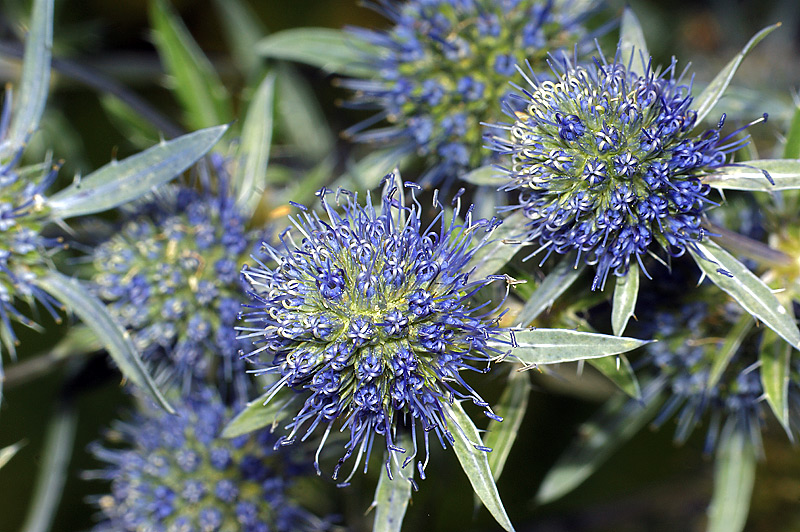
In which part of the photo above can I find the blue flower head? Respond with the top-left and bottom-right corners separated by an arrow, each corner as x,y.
489,54 -> 764,290
239,174 -> 507,485
87,389 -> 331,532
91,158 -> 265,399
343,0 -> 600,184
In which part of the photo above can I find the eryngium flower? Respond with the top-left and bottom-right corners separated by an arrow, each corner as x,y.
343,0 -> 599,184
239,175 -> 506,484
91,172 -> 264,398
489,56 -> 760,289
0,90 -> 61,349
87,389 -> 331,532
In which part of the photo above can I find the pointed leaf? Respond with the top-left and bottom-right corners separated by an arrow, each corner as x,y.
19,405 -> 77,532
691,239 -> 800,350
706,424 -> 757,532
759,328 -> 792,429
497,329 -> 649,366
212,0 -> 266,76
707,313 -> 753,390
150,0 -> 233,130
0,441 -> 23,469
371,447 -> 413,532
447,402 -> 515,532
6,0 -> 53,157
588,354 -> 641,399
484,370 -> 530,481
705,159 -> 800,191
462,165 -> 501,186
47,125 -> 228,219
694,24 -> 780,124
222,386 -> 293,438
99,94 -> 161,149
469,212 -> 528,279
34,271 -> 174,414
536,386 -> 662,504
618,7 -> 648,71
256,28 -> 375,77
783,103 -> 800,159
612,262 -> 639,336
234,73 -> 274,216
515,258 -> 585,326
276,64 -> 335,162
334,147 -> 409,191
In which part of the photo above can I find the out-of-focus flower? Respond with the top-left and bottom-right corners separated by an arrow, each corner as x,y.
239,174 -> 507,484
343,0 -> 600,185
87,388 -> 332,532
489,55 -> 764,289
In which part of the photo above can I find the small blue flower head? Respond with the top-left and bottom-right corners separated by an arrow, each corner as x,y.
239,174 -> 507,484
489,54 -> 764,290
343,0 -> 600,184
0,87 -> 62,351
87,389 -> 332,532
91,161 -> 265,398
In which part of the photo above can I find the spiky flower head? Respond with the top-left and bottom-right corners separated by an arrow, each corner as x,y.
87,389 -> 331,532
489,55 -> 762,289
239,174 -> 507,484
91,163 -> 264,399
343,0 -> 600,184
0,88 -> 62,351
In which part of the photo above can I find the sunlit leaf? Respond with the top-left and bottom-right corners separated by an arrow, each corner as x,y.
705,159 -> 800,191
484,370 -> 530,481
515,258 -> 585,326
618,7 -> 648,71
47,125 -> 228,219
371,443 -> 413,532
706,423 -> 757,532
234,73 -> 274,217
691,240 -> 800,350
257,28 -> 375,77
611,263 -> 639,336
693,24 -> 780,124
462,165 -> 501,186
469,212 -> 528,279
0,441 -> 23,469
496,329 -> 649,366
221,386 -> 293,439
447,402 -> 515,532
759,328 -> 792,430
34,271 -> 174,414
334,147 -> 410,191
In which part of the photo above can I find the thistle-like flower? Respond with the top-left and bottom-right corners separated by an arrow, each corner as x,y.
239,174 -> 507,484
489,55 -> 764,289
343,0 -> 600,184
91,161 -> 264,399
87,389 -> 331,532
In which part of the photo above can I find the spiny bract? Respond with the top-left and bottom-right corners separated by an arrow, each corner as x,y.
239,174 -> 507,485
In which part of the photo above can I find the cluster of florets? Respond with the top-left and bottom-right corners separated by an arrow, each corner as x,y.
0,90 -> 61,347
239,176 -> 506,484
344,0 -> 598,183
489,56 -> 751,289
87,389 -> 330,532
91,178 -> 264,397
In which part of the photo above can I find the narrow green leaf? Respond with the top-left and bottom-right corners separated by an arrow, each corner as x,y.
6,0 -> 53,156
496,329 -> 649,366
234,73 -> 275,217
448,402 -> 515,532
691,239 -> 800,350
694,24 -> 780,125
706,423 -> 757,532
707,313 -> 754,390
212,0 -> 266,76
19,405 -> 77,532
276,64 -> 335,162
150,0 -> 233,130
611,263 -> 639,336
0,441 -> 23,469
222,386 -> 293,439
515,258 -> 585,327
257,28 -> 375,77
371,445 -> 413,532
47,125 -> 228,219
334,147 -> 409,191
99,94 -> 161,149
783,102 -> 800,159
484,370 -> 530,481
588,354 -> 641,399
759,328 -> 792,429
536,386 -> 662,504
705,159 -> 800,191
618,7 -> 648,71
468,212 -> 528,279
34,271 -> 174,414
462,165 -> 501,186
